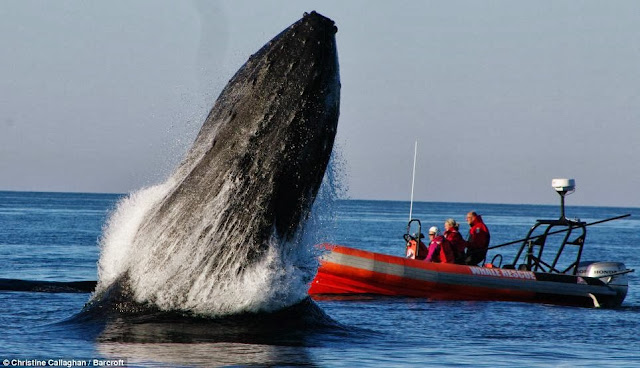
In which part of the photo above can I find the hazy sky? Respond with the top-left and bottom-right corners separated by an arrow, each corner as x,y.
1,1 -> 639,207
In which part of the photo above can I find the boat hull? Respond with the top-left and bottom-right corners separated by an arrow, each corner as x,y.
308,245 -> 626,308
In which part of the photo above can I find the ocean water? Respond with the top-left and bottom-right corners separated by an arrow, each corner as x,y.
1,191 -> 639,367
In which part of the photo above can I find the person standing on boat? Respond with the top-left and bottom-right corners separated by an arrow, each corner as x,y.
464,212 -> 491,265
443,218 -> 466,264
425,226 -> 455,263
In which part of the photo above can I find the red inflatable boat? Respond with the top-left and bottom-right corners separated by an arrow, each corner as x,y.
308,244 -> 630,308
309,180 -> 633,308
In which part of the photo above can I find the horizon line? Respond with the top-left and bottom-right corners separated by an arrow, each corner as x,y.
1,189 -> 638,210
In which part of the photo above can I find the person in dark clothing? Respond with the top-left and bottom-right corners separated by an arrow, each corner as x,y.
464,211 -> 490,266
443,218 -> 466,264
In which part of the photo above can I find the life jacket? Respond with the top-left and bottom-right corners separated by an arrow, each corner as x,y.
465,215 -> 491,265
468,215 -> 491,250
444,228 -> 466,264
426,235 -> 456,263
406,239 -> 428,260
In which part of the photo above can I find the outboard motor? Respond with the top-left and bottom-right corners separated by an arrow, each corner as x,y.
577,261 -> 630,306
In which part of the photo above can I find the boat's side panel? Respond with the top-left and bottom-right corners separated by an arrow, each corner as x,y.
309,245 -> 618,307
311,261 -> 536,301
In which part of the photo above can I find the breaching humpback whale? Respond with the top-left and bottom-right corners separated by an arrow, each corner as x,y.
89,11 -> 340,316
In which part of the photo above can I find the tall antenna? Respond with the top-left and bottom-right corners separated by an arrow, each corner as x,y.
409,140 -> 418,221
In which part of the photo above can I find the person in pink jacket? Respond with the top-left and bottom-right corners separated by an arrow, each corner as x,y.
425,226 -> 455,263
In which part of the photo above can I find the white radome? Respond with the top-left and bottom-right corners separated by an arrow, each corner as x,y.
552,178 -> 576,193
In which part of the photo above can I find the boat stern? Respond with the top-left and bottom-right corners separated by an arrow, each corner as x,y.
577,261 -> 632,307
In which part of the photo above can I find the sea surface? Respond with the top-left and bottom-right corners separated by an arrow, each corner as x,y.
1,191 -> 639,367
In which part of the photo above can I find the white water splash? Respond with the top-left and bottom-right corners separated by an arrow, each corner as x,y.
96,180 -> 176,291
94,152 -> 342,317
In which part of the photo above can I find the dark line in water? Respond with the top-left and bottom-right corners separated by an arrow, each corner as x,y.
0,278 -> 96,293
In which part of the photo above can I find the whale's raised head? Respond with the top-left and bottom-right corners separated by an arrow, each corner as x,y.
94,11 -> 340,315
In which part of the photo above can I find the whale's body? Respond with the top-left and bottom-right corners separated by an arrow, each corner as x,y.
92,12 -> 340,316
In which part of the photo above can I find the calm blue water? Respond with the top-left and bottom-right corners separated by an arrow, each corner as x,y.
1,191 -> 639,367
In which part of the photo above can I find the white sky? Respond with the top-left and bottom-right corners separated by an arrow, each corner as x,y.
1,1 -> 639,207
